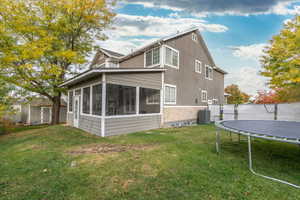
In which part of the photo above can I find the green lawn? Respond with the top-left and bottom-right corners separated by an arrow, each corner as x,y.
0,125 -> 300,200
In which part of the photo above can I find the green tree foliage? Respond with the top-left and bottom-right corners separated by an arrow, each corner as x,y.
225,84 -> 250,104
0,80 -> 15,117
0,0 -> 115,124
261,16 -> 300,102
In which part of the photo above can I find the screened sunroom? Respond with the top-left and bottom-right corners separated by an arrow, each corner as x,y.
61,68 -> 165,137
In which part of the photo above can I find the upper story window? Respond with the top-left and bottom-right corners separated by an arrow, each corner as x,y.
145,47 -> 160,67
68,91 -> 73,112
192,33 -> 198,42
164,84 -> 176,104
201,90 -> 208,102
165,46 -> 179,69
205,65 -> 213,80
195,60 -> 202,73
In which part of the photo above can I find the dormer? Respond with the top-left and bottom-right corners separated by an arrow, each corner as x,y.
90,48 -> 124,69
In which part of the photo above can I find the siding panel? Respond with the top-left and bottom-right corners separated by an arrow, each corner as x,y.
106,72 -> 162,89
78,115 -> 102,136
105,115 -> 161,136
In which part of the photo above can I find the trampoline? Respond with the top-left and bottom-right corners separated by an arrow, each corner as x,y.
215,120 -> 300,188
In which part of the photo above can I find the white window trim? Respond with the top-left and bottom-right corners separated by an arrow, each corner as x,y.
164,84 -> 177,105
67,90 -> 74,113
163,45 -> 179,69
144,47 -> 161,68
192,33 -> 198,42
146,95 -> 160,105
202,90 -> 208,102
205,65 -> 213,80
80,81 -> 103,118
195,59 -> 202,74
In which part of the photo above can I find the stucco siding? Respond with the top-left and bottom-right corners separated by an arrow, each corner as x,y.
78,115 -> 102,136
105,115 -> 161,136
163,106 -> 206,124
106,72 -> 162,89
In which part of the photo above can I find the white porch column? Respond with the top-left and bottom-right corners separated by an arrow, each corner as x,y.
101,73 -> 106,137
160,72 -> 165,126
136,86 -> 140,115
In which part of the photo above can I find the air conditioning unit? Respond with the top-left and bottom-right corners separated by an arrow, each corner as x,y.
197,109 -> 211,124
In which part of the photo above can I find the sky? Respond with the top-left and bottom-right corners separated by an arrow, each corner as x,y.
99,0 -> 300,96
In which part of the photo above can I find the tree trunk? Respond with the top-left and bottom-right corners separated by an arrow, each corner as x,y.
51,94 -> 61,125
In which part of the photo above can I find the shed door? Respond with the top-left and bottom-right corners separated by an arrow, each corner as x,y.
41,107 -> 51,124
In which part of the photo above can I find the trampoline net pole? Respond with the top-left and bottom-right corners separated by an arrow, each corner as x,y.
215,127 -> 220,153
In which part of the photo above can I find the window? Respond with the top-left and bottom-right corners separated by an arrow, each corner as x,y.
195,60 -> 202,73
205,65 -> 213,80
140,88 -> 160,114
68,91 -> 73,112
164,84 -> 176,104
92,84 -> 102,116
213,99 -> 218,105
165,46 -> 179,68
145,47 -> 160,67
106,84 -> 136,116
202,90 -> 208,102
192,33 -> 198,42
82,87 -> 90,114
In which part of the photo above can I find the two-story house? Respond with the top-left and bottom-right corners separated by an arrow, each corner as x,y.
61,27 -> 227,137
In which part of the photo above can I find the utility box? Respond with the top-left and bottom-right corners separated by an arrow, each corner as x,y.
197,109 -> 211,124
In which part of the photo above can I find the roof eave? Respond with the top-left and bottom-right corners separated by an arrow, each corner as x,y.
60,68 -> 166,87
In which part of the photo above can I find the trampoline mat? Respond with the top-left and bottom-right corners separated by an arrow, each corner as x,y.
221,120 -> 300,140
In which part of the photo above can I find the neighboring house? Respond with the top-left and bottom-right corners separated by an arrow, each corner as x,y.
9,98 -> 67,125
61,27 -> 227,137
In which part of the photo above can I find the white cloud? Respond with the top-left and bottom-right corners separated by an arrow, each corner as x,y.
124,0 -> 300,16
113,13 -> 228,37
98,13 -> 228,54
231,43 -> 267,60
127,1 -> 183,12
225,67 -> 269,95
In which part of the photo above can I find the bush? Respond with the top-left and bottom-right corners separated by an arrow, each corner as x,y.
0,119 -> 15,135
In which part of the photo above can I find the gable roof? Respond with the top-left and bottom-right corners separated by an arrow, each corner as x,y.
120,27 -> 199,61
100,48 -> 124,58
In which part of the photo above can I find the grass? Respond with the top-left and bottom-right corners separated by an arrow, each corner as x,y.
0,124 -> 300,200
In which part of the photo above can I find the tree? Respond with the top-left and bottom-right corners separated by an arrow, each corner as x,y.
0,0 -> 115,124
254,90 -> 280,104
261,16 -> 300,102
0,80 -> 15,118
225,84 -> 250,104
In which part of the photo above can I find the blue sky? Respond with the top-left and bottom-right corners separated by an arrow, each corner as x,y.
99,0 -> 300,95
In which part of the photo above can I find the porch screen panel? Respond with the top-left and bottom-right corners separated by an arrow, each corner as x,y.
106,84 -> 136,116
82,87 -> 90,114
92,84 -> 102,116
68,91 -> 73,112
139,88 -> 160,114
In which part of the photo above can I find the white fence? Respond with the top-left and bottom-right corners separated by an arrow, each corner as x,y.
209,102 -> 300,122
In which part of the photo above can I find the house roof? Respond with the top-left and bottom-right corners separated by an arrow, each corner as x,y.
117,26 -> 227,75
100,48 -> 124,58
60,68 -> 166,87
120,27 -> 199,61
